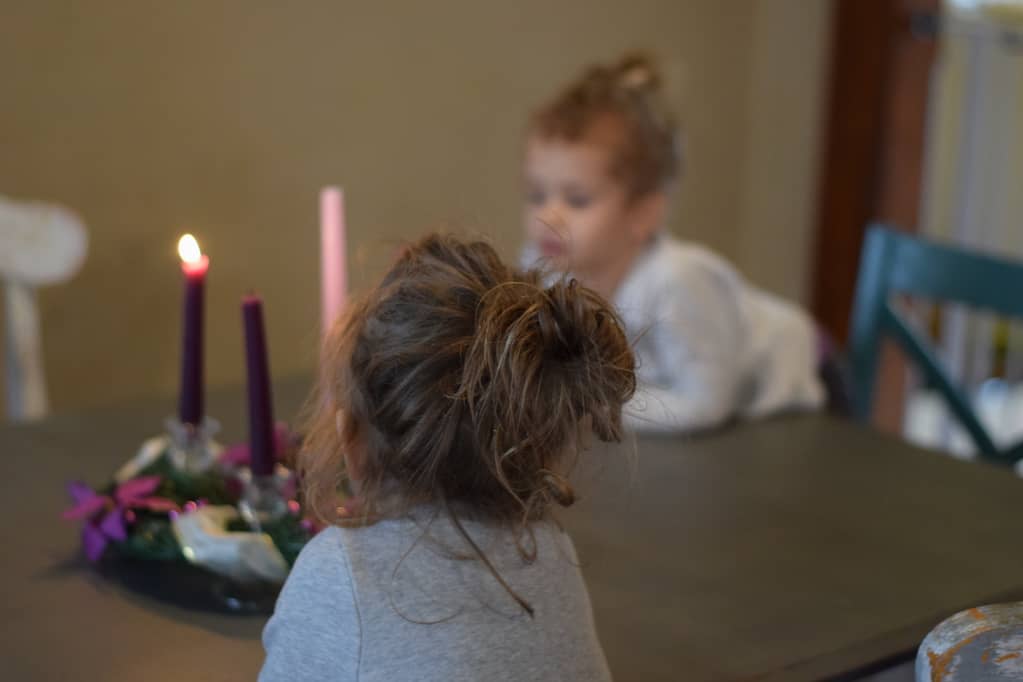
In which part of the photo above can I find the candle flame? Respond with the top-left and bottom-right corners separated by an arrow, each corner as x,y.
177,234 -> 202,264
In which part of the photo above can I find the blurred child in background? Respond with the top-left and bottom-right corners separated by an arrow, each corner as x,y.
522,52 -> 827,432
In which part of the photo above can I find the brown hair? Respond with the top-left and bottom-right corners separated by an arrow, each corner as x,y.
301,233 -> 635,600
530,52 -> 681,199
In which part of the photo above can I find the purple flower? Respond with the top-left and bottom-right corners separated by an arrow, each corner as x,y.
63,476 -> 179,562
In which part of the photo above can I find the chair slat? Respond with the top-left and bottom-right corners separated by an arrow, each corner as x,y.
849,224 -> 1023,464
886,229 -> 1023,318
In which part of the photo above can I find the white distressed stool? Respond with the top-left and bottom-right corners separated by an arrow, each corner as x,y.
917,602 -> 1023,681
0,195 -> 87,420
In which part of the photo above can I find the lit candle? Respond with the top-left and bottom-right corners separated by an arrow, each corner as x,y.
177,234 -> 208,426
242,294 -> 275,477
320,186 -> 347,335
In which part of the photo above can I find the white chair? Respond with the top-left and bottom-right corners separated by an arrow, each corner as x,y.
0,195 -> 87,421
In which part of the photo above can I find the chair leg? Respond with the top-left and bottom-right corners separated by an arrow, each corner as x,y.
4,282 -> 48,420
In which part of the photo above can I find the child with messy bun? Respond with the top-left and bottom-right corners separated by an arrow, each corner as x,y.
260,233 -> 634,681
523,52 -> 826,432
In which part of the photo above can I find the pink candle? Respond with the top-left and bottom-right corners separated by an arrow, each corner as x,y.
177,234 -> 208,426
242,294 -> 275,477
320,186 -> 347,335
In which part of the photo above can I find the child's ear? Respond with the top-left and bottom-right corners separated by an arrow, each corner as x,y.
343,448 -> 364,482
337,409 -> 365,481
627,192 -> 667,243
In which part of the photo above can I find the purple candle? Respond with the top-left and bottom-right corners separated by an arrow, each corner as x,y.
177,234 -> 208,426
242,294 -> 275,477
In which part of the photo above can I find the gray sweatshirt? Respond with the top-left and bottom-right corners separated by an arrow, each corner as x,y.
260,510 -> 611,682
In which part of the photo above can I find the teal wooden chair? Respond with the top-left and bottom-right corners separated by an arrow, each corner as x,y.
848,224 -> 1023,465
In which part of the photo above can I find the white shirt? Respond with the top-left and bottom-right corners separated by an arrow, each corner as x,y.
524,234 -> 825,433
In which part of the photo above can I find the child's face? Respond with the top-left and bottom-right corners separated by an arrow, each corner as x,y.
523,134 -> 659,295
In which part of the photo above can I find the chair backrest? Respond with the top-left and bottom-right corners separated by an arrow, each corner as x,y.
0,196 -> 87,421
848,224 -> 1023,464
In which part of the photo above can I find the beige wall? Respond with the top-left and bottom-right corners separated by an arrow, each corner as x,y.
0,0 -> 832,413
736,0 -> 832,304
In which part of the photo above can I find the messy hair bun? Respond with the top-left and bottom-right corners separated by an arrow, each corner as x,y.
531,51 -> 680,198
614,52 -> 662,93
301,233 -> 636,537
461,274 -> 635,512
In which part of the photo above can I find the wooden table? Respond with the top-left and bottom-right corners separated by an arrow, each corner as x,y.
4,377 -> 1023,681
